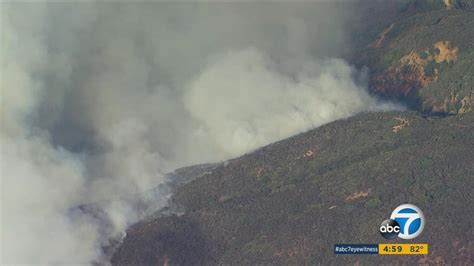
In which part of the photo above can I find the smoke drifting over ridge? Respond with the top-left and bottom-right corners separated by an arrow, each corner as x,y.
1,2 -> 397,264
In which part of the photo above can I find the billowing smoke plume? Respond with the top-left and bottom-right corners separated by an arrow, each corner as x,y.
1,2 -> 397,264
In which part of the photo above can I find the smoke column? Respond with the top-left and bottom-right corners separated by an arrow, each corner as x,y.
0,2 -> 397,264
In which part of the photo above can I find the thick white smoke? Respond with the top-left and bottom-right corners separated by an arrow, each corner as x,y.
1,2 -> 397,264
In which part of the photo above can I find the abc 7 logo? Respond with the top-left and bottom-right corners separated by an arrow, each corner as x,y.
380,219 -> 400,239
380,204 -> 425,239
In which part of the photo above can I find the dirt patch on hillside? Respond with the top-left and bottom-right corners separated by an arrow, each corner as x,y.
369,23 -> 394,49
459,95 -> 472,114
392,117 -> 410,132
394,41 -> 458,87
434,41 -> 458,63
432,92 -> 472,114
444,0 -> 454,9
399,51 -> 434,87
344,189 -> 370,202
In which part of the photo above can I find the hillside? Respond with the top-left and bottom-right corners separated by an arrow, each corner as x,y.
111,111 -> 473,265
352,0 -> 474,114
